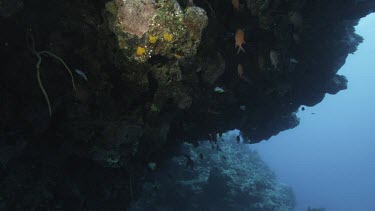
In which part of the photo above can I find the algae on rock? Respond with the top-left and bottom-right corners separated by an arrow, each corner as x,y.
106,0 -> 208,62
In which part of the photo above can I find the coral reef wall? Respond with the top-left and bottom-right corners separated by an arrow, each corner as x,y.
129,134 -> 296,211
0,0 -> 374,210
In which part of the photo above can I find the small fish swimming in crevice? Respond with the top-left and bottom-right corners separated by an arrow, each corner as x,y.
289,11 -> 303,31
290,58 -> 299,63
74,68 -> 88,81
238,64 -> 244,78
147,162 -> 157,171
235,29 -> 246,54
232,0 -> 240,11
269,50 -> 279,69
214,87 -> 225,93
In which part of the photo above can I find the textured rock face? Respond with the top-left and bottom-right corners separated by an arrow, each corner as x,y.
0,0 -> 375,210
106,0 -> 208,61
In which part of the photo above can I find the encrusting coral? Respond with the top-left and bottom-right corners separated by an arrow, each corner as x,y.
105,0 -> 208,62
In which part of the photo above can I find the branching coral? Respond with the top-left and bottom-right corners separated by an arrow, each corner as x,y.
26,33 -> 76,116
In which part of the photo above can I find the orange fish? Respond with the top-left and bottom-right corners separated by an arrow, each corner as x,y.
238,64 -> 244,78
235,29 -> 246,54
232,0 -> 240,11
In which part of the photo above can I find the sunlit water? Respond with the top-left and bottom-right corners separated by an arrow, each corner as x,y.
251,13 -> 375,211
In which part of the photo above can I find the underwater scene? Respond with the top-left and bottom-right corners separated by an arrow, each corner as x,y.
1,0 -> 375,210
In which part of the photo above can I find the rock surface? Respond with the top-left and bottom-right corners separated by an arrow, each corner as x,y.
0,0 -> 374,210
106,0 -> 208,61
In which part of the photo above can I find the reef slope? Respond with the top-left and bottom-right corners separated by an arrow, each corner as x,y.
0,0 -> 374,209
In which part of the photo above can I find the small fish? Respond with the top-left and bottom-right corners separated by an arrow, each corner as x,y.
290,58 -> 298,63
235,29 -> 246,54
148,162 -> 157,171
240,105 -> 246,111
238,64 -> 244,78
222,156 -> 227,160
289,11 -> 303,29
270,50 -> 279,69
199,153 -> 204,160
74,68 -> 88,81
301,106 -> 305,111
232,0 -> 240,11
152,184 -> 160,191
214,87 -> 225,93
236,135 -> 240,144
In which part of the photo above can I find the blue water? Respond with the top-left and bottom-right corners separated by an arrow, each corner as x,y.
251,13 -> 375,211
